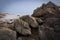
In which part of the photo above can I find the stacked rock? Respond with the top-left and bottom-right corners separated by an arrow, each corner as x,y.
0,1 -> 60,40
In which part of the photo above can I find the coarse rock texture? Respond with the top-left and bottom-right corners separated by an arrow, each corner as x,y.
32,1 -> 60,18
20,15 -> 39,28
32,1 -> 60,40
15,18 -> 31,35
0,27 -> 16,40
0,20 -> 15,29
0,1 -> 60,40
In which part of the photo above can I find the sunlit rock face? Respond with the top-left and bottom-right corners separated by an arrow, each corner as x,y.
20,15 -> 39,28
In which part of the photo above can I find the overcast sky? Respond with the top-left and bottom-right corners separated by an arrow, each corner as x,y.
0,0 -> 60,16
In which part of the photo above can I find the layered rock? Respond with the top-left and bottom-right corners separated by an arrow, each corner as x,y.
20,15 -> 39,28
32,1 -> 60,18
0,1 -> 60,40
32,1 -> 60,40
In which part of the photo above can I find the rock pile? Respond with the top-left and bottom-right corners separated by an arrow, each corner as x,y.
32,1 -> 60,40
0,1 -> 60,40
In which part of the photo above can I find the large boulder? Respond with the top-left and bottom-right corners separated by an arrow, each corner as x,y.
32,1 -> 60,40
15,18 -> 31,35
20,15 -> 39,28
0,27 -> 16,40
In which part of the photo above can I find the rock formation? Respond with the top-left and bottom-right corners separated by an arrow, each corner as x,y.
0,1 -> 60,40
0,27 -> 16,40
32,1 -> 60,40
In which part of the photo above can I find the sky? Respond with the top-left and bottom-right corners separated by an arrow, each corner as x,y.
0,0 -> 60,16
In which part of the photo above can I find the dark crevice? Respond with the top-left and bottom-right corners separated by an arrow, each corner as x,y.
16,31 -> 30,39
29,25 -> 40,40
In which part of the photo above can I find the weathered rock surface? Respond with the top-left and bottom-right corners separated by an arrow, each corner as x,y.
20,15 -> 39,28
15,18 -> 31,35
0,1 -> 60,40
32,1 -> 60,40
0,20 -> 15,29
32,1 -> 60,18
0,27 -> 16,40
18,37 -> 22,40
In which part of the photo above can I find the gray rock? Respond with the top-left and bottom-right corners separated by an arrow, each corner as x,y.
0,20 -> 15,29
18,37 -> 22,40
18,37 -> 36,40
15,19 -> 31,35
32,1 -> 59,18
20,15 -> 39,28
0,27 -> 16,40
38,25 -> 54,40
35,18 -> 43,25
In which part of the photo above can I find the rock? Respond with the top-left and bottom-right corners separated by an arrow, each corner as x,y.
6,19 -> 15,29
18,37 -> 36,40
15,19 -> 31,35
31,27 -> 39,40
0,20 -> 15,29
0,13 -> 18,29
31,2 -> 60,40
13,1 -> 60,40
0,21 -> 6,27
39,25 -> 54,40
42,18 -> 60,40
35,18 -> 43,25
38,25 -> 47,40
0,1 -> 60,40
42,14 -> 60,31
20,15 -> 39,28
58,6 -> 60,11
18,37 -> 22,40
0,27 -> 16,40
32,1 -> 59,18
0,13 -> 6,18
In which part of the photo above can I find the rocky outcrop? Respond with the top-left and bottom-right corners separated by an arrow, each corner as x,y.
15,18 -> 31,35
20,15 -> 39,28
0,1 -> 60,40
32,1 -> 60,18
0,27 -> 16,40
32,1 -> 60,40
